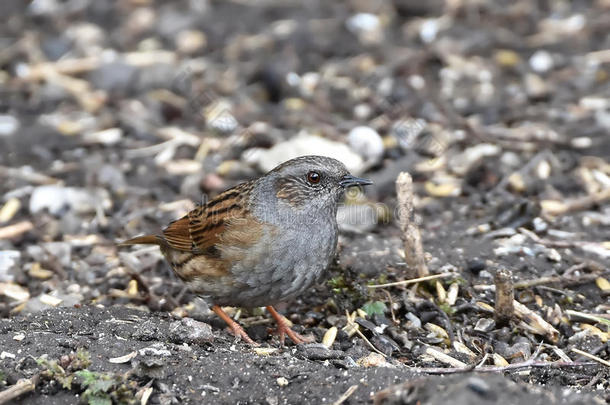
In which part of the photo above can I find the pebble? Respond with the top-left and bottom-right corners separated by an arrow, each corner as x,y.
529,50 -> 554,73
205,101 -> 239,134
169,318 -> 214,345
524,73 -> 549,99
466,376 -> 491,395
0,115 -> 19,136
297,343 -> 345,361
0,251 -> 21,282
346,13 -> 383,44
336,204 -> 378,234
405,312 -> 422,329
357,352 -> 391,368
348,126 -> 384,165
89,62 -> 138,92
176,30 -> 207,54
474,318 -> 495,332
419,18 -> 441,43
244,133 -> 365,175
29,185 -> 111,215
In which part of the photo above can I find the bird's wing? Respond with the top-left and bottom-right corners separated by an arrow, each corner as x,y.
161,181 -> 257,255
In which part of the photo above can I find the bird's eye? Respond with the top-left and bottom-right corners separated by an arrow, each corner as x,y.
307,171 -> 321,184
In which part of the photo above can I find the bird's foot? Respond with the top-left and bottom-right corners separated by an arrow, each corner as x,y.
212,305 -> 259,346
266,306 -> 315,345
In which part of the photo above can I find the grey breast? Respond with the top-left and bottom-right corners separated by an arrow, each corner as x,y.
224,189 -> 337,307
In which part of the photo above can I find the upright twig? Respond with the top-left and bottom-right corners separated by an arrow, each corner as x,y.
494,269 -> 515,326
395,172 -> 429,277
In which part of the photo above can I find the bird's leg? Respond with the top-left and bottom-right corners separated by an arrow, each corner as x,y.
266,306 -> 315,345
212,305 -> 258,346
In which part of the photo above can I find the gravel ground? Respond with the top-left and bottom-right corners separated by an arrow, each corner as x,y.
1,0 -> 609,404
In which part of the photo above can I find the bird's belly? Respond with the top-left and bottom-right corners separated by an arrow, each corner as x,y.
217,223 -> 337,307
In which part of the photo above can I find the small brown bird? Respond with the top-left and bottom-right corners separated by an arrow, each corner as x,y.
120,155 -> 372,344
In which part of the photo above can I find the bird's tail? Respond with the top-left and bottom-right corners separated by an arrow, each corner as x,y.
118,235 -> 162,246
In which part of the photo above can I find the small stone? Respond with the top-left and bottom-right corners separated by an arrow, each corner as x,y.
0,115 -> 19,136
346,13 -> 383,44
546,248 -> 561,262
419,18 -> 441,43
336,204 -> 378,233
297,343 -> 345,361
524,73 -> 549,99
276,377 -> 289,387
0,352 -> 15,359
353,104 -> 372,120
474,318 -> 495,332
529,50 -> 554,73
245,133 -> 365,175
169,318 -> 214,345
348,126 -> 384,164
405,312 -> 422,329
205,101 -> 238,134
13,333 -> 25,341
89,62 -> 138,92
532,217 -> 548,232
176,30 -> 207,54
29,186 -> 111,215
466,376 -> 490,395
357,352 -> 390,367
0,251 -> 21,282
571,137 -> 592,149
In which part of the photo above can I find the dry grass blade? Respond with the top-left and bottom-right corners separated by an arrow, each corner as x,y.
565,310 -> 610,327
412,360 -> 598,375
424,347 -> 467,368
368,272 -> 456,288
331,385 -> 359,405
570,348 -> 610,367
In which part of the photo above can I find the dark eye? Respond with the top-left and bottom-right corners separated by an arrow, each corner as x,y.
307,171 -> 321,184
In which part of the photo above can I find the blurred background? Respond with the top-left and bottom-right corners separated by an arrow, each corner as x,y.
0,0 -> 609,317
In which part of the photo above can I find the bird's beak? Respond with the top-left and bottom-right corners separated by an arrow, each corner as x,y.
339,174 -> 373,188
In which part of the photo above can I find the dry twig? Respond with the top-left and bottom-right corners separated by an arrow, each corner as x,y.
494,269 -> 514,326
396,172 -> 428,277
411,360 -> 598,375
0,378 -> 37,404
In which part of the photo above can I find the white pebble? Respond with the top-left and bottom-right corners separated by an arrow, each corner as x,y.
346,13 -> 380,34
0,115 -> 19,136
348,126 -> 384,164
529,50 -> 554,73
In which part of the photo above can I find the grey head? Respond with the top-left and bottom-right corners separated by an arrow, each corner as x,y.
250,155 -> 372,224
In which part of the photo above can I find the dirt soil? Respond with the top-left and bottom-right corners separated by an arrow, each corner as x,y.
1,0 -> 609,404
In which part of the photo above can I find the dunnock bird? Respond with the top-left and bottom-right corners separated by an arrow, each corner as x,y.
120,155 -> 372,344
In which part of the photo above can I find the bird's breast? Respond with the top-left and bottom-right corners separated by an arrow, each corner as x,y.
223,216 -> 338,307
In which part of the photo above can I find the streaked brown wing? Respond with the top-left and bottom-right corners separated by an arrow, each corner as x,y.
161,181 -> 255,255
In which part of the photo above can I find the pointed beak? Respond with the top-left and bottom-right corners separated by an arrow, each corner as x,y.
339,174 -> 373,188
